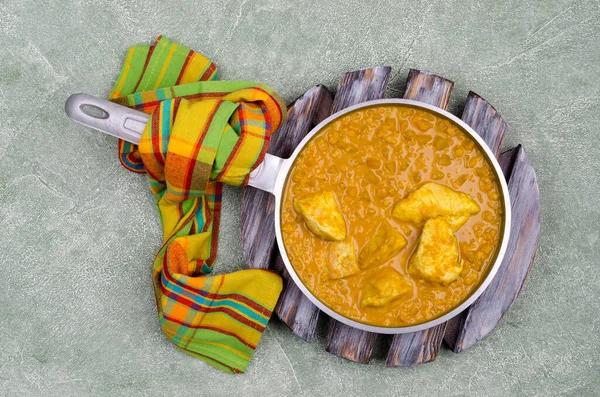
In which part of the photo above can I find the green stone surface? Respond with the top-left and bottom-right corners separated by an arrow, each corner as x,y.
1,0 -> 599,395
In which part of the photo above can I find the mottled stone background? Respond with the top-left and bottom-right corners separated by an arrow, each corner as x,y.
1,0 -> 598,396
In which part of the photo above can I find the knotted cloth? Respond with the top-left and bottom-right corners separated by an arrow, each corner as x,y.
108,36 -> 286,373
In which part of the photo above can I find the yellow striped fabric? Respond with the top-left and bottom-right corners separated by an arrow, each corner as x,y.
108,36 -> 287,373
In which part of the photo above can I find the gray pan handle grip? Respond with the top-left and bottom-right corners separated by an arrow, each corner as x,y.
65,93 -> 148,145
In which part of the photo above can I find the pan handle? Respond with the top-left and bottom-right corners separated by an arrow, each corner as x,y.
65,93 -> 286,194
247,153 -> 285,194
65,93 -> 147,144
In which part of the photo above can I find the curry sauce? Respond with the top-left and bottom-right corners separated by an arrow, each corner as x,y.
281,105 -> 503,327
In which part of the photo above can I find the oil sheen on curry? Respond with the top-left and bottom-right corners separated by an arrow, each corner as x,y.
281,105 -> 503,327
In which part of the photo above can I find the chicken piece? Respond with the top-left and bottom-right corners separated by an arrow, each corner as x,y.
444,214 -> 472,231
361,268 -> 413,307
294,191 -> 347,240
409,218 -> 463,285
327,241 -> 360,279
359,222 -> 408,269
392,182 -> 480,231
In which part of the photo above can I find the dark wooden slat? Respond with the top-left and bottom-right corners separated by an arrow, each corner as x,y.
385,323 -> 447,367
331,67 -> 392,113
326,323 -> 377,364
444,145 -> 540,352
240,85 -> 333,269
442,312 -> 462,352
325,66 -> 392,364
268,88 -> 333,340
403,69 -> 454,109
498,146 -> 520,177
444,92 -> 508,348
460,91 -> 507,158
273,251 -> 322,341
327,321 -> 378,364
385,69 -> 454,367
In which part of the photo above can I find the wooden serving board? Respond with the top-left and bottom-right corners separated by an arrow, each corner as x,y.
240,68 -> 541,365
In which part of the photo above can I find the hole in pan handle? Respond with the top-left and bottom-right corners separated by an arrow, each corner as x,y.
64,93 -> 148,144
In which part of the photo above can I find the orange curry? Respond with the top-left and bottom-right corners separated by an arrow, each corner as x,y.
281,105 -> 503,327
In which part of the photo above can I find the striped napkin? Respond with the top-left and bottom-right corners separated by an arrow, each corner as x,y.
108,36 -> 286,373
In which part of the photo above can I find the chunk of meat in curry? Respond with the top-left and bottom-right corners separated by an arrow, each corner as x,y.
294,191 -> 347,240
359,222 -> 407,269
392,182 -> 480,231
361,268 -> 413,307
328,241 -> 360,279
409,218 -> 463,284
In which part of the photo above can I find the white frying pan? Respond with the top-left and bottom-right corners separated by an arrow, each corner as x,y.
65,93 -> 511,334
